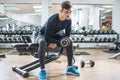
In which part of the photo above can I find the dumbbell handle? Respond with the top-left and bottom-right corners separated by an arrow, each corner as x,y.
85,63 -> 90,64
85,62 -> 94,64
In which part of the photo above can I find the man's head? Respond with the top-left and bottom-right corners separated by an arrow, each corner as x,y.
59,1 -> 72,20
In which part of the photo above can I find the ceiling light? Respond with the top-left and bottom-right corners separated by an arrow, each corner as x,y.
0,18 -> 10,20
99,8 -> 105,10
33,6 -> 42,9
4,4 -> 20,10
34,9 -> 42,12
105,9 -> 112,13
102,5 -> 113,8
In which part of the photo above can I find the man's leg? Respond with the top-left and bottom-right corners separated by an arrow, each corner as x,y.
37,37 -> 47,79
38,39 -> 46,69
66,40 -> 80,76
52,35 -> 80,75
66,40 -> 73,66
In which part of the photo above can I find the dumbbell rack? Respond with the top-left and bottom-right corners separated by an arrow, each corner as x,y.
71,30 -> 118,48
0,30 -> 33,48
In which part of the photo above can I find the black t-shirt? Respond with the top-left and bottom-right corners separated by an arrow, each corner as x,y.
40,13 -> 71,44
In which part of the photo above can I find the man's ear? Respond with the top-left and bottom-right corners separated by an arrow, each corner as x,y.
59,10 -> 62,13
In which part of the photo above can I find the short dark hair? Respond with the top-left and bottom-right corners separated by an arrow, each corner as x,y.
61,1 -> 72,10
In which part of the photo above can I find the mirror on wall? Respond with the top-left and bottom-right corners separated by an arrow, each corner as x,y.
70,4 -> 113,32
99,5 -> 112,30
0,3 -> 113,32
0,13 -> 35,32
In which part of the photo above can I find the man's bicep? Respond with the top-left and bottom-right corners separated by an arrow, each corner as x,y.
45,22 -> 53,38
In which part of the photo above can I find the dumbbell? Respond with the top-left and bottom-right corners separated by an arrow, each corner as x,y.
14,30 -> 19,35
8,38 -> 13,43
103,38 -> 108,42
18,38 -> 23,43
21,30 -> 27,35
12,37 -> 18,43
76,37 -> 80,42
90,38 -> 94,42
111,30 -> 116,34
83,31 -> 88,36
60,37 -> 71,48
3,31 -> 8,35
9,30 -> 13,35
82,26 -> 86,31
112,38 -> 117,42
98,30 -> 104,34
93,30 -> 98,34
0,38 -> 3,43
107,30 -> 112,34
28,30 -> 33,35
94,37 -> 99,42
80,38 -> 85,42
98,38 -> 103,42
3,38 -> 8,43
17,30 -> 22,35
71,37 -> 75,42
88,30 -> 94,34
0,30 -> 3,34
72,37 -> 78,43
108,38 -> 112,42
80,60 -> 95,68
103,30 -> 108,34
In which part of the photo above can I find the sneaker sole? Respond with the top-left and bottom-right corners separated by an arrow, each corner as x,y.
66,72 -> 80,76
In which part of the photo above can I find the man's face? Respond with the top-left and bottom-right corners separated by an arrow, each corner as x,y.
61,8 -> 72,20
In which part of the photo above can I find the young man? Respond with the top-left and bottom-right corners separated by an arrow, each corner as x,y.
37,1 -> 80,80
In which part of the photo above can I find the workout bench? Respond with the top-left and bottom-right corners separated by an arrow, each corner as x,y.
12,36 -> 77,78
110,42 -> 120,59
12,46 -> 63,78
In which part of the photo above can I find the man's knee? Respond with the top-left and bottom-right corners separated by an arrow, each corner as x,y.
37,38 -> 46,45
40,39 -> 46,45
37,39 -> 46,54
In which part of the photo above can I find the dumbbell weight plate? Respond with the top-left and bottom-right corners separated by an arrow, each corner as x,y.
94,37 -> 98,42
103,30 -> 108,34
0,38 -> 3,43
98,30 -> 103,34
8,38 -> 12,43
93,30 -> 98,34
90,38 -> 93,42
4,38 -> 8,43
90,60 -> 95,67
107,30 -> 111,34
98,38 -> 103,42
111,30 -> 116,34
108,38 -> 112,42
80,38 -> 85,42
60,37 -> 70,47
103,38 -> 108,42
83,31 -> 87,36
89,30 -> 94,34
76,38 -> 80,42
112,38 -> 116,42
80,60 -> 85,68
82,26 -> 86,31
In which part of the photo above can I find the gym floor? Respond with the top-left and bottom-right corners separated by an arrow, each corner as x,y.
0,48 -> 120,80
